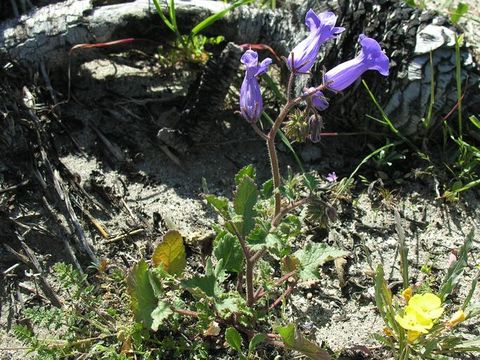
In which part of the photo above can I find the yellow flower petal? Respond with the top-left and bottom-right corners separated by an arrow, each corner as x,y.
408,293 -> 444,320
395,308 -> 433,333
446,309 -> 465,328
407,330 -> 422,343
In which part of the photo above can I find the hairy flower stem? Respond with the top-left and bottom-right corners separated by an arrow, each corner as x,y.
246,258 -> 255,306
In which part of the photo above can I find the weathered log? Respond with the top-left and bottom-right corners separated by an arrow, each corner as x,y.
1,0 -> 479,144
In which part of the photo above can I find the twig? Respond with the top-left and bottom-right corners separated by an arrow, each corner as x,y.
269,285 -> 295,311
4,232 -> 62,308
105,228 -> 145,243
41,196 -> 84,274
0,179 -> 29,194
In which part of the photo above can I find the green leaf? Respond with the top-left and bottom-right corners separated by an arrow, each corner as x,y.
469,115 -> 480,129
152,0 -> 175,33
275,323 -> 330,360
261,179 -> 274,198
151,301 -> 173,331
216,292 -> 252,319
182,274 -> 217,298
294,243 -> 348,280
303,173 -> 319,193
374,265 -> 400,334
191,0 -> 251,36
127,260 -> 156,329
439,230 -> 474,301
234,176 -> 258,237
235,165 -> 256,185
213,230 -> 244,273
225,327 -> 243,352
451,338 -> 480,352
205,195 -> 230,219
152,230 -> 186,276
248,333 -> 267,356
246,222 -> 270,251
450,2 -> 469,24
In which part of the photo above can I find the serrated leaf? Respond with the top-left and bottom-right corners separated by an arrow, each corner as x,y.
234,176 -> 258,237
275,323 -> 330,360
213,230 -> 244,273
235,165 -> 256,185
294,243 -> 348,280
152,230 -> 186,276
205,195 -> 230,219
303,173 -> 319,193
246,222 -> 270,251
248,333 -> 267,355
182,274 -> 217,298
127,260 -> 156,329
151,301 -> 173,331
225,327 -> 243,352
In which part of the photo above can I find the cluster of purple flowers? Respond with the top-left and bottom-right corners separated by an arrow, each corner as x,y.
239,9 -> 390,127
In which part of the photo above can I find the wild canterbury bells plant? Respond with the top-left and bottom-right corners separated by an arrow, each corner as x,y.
240,8 -> 389,218
128,8 -> 392,360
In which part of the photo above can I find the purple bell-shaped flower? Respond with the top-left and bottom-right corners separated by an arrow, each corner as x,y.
324,34 -> 389,92
287,10 -> 344,74
240,50 -> 272,123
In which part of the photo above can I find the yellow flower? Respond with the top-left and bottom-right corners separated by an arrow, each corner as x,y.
395,293 -> 444,335
407,330 -> 422,343
395,307 -> 434,333
408,293 -> 444,320
446,309 -> 465,328
402,287 -> 413,302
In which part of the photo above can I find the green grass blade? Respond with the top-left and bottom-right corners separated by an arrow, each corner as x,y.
348,142 -> 396,180
452,178 -> 480,194
168,0 -> 179,36
424,51 -> 435,129
152,0 -> 176,33
191,0 -> 251,36
455,34 -> 464,139
263,74 -> 286,102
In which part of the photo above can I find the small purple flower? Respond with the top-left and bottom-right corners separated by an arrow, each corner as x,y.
324,34 -> 389,92
304,87 -> 329,111
240,50 -> 272,123
326,172 -> 338,182
287,10 -> 344,74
